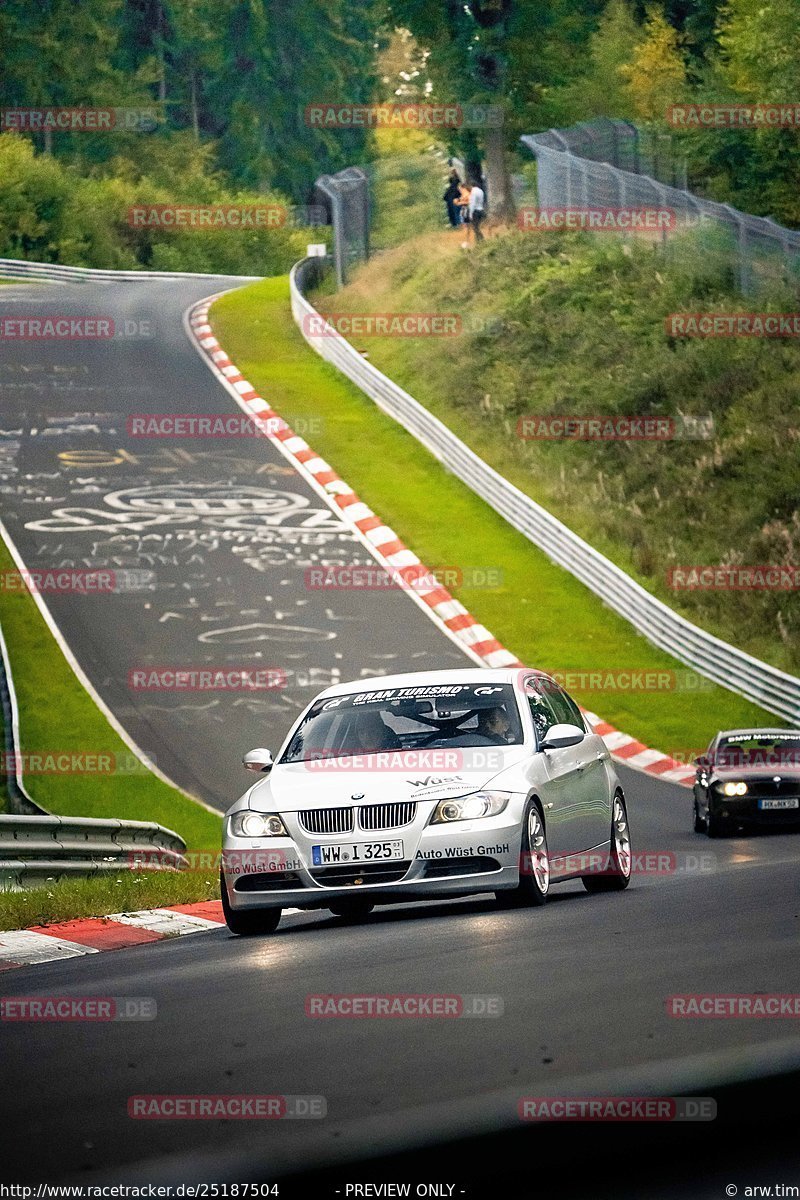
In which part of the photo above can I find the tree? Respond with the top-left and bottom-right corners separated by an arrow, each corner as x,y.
386,0 -> 518,221
620,6 -> 688,123
553,0 -> 641,122
385,0 -> 607,222
0,0 -> 128,153
202,0 -> 380,196
716,0 -> 800,100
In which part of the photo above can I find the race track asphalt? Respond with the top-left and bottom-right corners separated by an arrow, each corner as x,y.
1,276 -> 799,1188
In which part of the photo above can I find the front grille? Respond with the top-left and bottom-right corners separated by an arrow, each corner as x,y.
299,807 -> 354,835
309,861 -> 412,888
735,779 -> 800,799
359,802 -> 417,831
422,856 -> 502,879
234,871 -> 303,892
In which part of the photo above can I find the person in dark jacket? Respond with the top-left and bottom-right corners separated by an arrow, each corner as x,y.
443,170 -> 463,227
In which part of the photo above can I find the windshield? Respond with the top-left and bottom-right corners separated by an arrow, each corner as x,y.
714,732 -> 800,768
280,682 -> 524,763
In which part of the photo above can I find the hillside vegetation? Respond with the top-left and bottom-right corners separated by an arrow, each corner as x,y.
318,225 -> 800,675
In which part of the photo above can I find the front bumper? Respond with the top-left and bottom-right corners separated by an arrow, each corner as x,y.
709,792 -> 800,826
222,807 -> 523,911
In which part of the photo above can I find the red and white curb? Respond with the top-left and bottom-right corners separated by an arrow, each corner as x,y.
0,901 -> 228,971
187,297 -> 695,790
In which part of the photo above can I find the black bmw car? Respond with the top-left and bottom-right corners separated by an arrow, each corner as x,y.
693,728 -> 800,837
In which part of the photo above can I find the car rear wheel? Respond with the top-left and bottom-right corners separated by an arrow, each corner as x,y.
501,800 -> 549,907
328,900 -> 375,922
220,870 -> 281,935
582,793 -> 632,893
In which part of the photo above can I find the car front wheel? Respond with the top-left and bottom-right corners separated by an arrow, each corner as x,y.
693,799 -> 705,833
706,807 -> 730,838
220,870 -> 281,935
502,800 -> 549,907
582,793 -> 632,893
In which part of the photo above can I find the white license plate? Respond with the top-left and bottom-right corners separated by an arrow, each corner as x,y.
311,840 -> 404,866
758,798 -> 799,811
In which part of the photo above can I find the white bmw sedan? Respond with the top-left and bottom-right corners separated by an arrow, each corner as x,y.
220,668 -> 632,934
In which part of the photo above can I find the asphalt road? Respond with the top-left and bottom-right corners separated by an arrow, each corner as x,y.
1,275 -> 799,1188
2,765 -> 800,1183
0,278 -> 465,807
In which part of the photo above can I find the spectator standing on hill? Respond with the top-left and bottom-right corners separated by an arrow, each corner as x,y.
467,177 -> 486,242
443,169 -> 463,227
455,182 -> 472,241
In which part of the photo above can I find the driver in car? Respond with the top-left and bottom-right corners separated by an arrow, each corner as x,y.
353,708 -> 403,753
476,705 -> 512,745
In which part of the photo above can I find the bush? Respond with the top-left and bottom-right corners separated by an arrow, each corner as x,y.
0,132 -> 327,275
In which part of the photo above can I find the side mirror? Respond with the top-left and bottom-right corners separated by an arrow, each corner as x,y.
540,723 -> 585,751
243,748 -> 274,773
694,755 -> 709,770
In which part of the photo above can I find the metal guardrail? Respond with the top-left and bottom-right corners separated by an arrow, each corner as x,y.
0,258 -> 260,284
0,815 -> 187,888
290,256 -> 800,724
0,622 -> 46,817
0,618 -> 187,886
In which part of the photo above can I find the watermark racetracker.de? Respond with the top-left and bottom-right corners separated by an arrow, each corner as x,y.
518,207 -> 678,232
305,994 -> 503,1018
516,414 -> 714,440
127,667 -> 287,692
304,102 -> 502,129
518,1096 -> 716,1121
0,996 -> 156,1021
302,312 -> 503,338
0,106 -> 159,132
128,1095 -> 326,1119
667,566 -> 800,591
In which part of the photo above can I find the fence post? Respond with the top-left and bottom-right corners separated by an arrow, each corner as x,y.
313,168 -> 370,289
650,127 -> 659,182
619,121 -> 639,175
722,204 -> 750,295
654,181 -> 670,251
580,157 -> 589,208
765,216 -> 794,289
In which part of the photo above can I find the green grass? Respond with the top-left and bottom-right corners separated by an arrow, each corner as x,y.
315,227 -> 800,677
0,870 -> 218,932
210,276 -> 777,763
0,535 -> 221,850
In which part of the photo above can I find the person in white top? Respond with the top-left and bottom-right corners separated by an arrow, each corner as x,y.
467,179 -> 486,243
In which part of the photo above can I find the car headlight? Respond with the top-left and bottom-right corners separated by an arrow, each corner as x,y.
720,781 -> 748,797
431,791 -> 511,823
229,811 -> 288,838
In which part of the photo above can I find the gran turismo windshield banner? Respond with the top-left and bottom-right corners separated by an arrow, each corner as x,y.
281,684 -> 524,764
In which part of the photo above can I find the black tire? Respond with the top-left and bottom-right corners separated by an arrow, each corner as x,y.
693,799 -> 706,834
582,793 -> 632,894
328,899 -> 375,922
220,870 -> 281,935
506,800 -> 550,906
706,808 -> 730,838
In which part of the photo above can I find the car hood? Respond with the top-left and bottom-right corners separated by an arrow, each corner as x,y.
710,764 -> 800,782
247,748 -> 529,811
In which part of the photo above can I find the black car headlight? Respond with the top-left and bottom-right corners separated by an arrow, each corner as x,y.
430,791 -> 511,823
718,782 -> 748,797
229,811 -> 288,838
